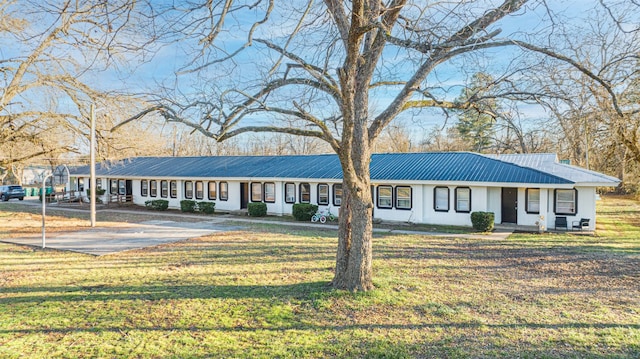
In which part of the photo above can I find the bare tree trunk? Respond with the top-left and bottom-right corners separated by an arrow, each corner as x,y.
333,149 -> 374,292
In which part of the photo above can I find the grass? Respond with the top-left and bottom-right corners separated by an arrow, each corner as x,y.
0,196 -> 639,358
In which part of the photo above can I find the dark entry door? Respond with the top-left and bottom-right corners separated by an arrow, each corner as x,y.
240,182 -> 249,209
125,180 -> 133,196
502,187 -> 518,224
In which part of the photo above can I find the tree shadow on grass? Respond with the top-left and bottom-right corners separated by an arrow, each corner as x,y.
0,281 -> 333,304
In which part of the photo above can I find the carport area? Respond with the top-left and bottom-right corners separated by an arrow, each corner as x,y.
2,220 -> 240,256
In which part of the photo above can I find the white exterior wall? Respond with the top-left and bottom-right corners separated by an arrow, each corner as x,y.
418,185 -> 489,227
75,175 -> 600,230
487,187 -> 502,224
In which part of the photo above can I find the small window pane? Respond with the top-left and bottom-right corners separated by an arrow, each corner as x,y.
251,182 -> 262,202
300,183 -> 310,203
333,184 -> 342,206
318,184 -> 329,205
141,180 -> 148,197
110,180 -> 118,194
285,183 -> 295,203
208,181 -> 217,200
150,180 -> 158,197
219,182 -> 228,201
556,189 -> 576,214
395,186 -> 411,209
377,186 -> 392,209
185,181 -> 193,199
161,181 -> 168,198
527,188 -> 540,213
118,180 -> 125,195
456,187 -> 471,212
195,181 -> 204,200
264,183 -> 276,203
170,181 -> 177,198
435,187 -> 449,211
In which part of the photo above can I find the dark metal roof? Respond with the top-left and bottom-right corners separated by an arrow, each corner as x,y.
69,152 -> 574,184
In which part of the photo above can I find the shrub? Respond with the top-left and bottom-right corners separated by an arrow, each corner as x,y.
86,188 -> 106,196
145,199 -> 169,211
198,201 -> 216,214
248,202 -> 267,217
180,200 -> 197,213
471,211 -> 495,232
292,203 -> 318,221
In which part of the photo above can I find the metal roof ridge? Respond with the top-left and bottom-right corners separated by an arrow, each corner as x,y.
476,152 -> 574,184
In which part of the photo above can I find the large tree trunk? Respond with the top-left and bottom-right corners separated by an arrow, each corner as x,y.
332,155 -> 374,292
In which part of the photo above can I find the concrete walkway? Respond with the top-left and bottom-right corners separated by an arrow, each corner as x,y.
1,200 -> 513,255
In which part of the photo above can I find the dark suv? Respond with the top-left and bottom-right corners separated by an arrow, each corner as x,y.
0,185 -> 25,201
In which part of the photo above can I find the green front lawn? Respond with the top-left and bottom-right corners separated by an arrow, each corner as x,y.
0,196 -> 638,358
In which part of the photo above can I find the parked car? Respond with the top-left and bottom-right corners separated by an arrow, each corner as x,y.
0,185 -> 25,201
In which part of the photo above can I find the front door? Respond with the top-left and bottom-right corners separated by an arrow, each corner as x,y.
501,187 -> 518,224
125,180 -> 133,201
240,182 -> 249,209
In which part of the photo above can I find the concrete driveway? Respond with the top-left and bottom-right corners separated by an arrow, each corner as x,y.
2,220 -> 241,256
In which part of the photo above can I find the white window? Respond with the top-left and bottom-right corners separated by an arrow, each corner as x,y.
527,188 -> 540,213
141,180 -> 148,197
208,181 -> 216,200
150,180 -> 158,197
318,184 -> 329,205
300,183 -> 310,203
219,182 -> 228,201
264,183 -> 276,203
455,187 -> 471,213
285,183 -> 295,203
170,181 -> 177,198
195,181 -> 204,200
395,186 -> 412,210
555,189 -> 576,215
161,180 -> 168,198
118,180 -> 125,195
251,182 -> 262,202
434,187 -> 449,212
377,185 -> 392,209
333,184 -> 342,206
184,181 -> 193,199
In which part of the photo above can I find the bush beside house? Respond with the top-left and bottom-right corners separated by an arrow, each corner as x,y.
471,211 -> 495,232
248,202 -> 267,217
292,203 -> 318,221
145,199 -> 169,211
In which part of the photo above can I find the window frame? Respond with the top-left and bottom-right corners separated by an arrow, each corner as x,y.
434,187 -> 450,212
141,180 -> 148,197
299,183 -> 310,203
110,179 -> 118,195
455,187 -> 471,213
184,181 -> 193,199
317,183 -> 330,205
251,182 -> 263,202
150,180 -> 158,197
160,180 -> 168,198
395,186 -> 412,210
333,184 -> 342,206
219,182 -> 228,201
377,185 -> 393,209
526,188 -> 540,214
195,181 -> 204,200
170,181 -> 177,198
118,180 -> 126,195
554,188 -> 577,215
284,182 -> 296,204
208,181 -> 217,200
264,182 -> 276,203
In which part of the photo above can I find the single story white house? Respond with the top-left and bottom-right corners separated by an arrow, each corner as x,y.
66,152 -> 619,231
